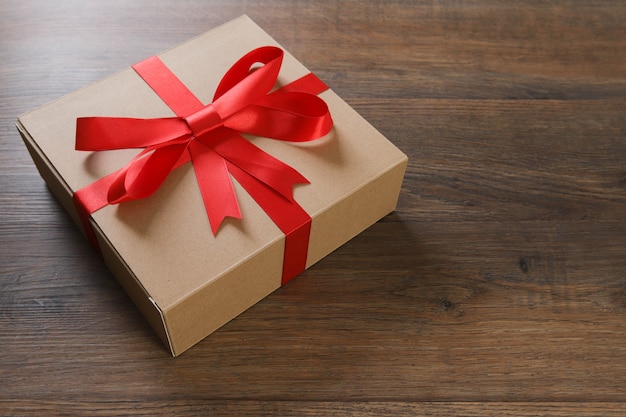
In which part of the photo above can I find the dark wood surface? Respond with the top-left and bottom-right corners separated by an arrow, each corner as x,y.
2,1 -> 626,415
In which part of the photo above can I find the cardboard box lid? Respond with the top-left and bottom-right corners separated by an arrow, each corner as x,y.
17,15 -> 407,314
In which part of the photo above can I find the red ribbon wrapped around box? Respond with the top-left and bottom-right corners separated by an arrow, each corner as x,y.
72,46 -> 333,285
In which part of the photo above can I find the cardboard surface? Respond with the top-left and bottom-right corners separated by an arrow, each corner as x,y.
17,15 -> 408,356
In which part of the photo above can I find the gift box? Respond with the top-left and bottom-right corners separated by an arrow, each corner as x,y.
16,15 -> 407,356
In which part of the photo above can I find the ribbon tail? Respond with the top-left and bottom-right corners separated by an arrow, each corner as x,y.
227,161 -> 311,285
188,140 -> 242,234
210,133 -> 308,201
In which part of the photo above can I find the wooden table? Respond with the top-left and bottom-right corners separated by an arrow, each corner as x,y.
2,1 -> 625,415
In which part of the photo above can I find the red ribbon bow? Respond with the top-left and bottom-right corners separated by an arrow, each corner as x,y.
73,46 -> 333,284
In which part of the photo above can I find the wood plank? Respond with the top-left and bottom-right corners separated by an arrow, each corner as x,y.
2,401 -> 626,416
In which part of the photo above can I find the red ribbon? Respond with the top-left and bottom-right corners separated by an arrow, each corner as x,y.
73,46 -> 333,285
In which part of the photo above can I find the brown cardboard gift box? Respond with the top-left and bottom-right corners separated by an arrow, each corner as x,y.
16,15 -> 408,356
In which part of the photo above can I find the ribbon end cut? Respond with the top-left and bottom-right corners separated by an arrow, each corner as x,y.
189,141 -> 244,236
276,178 -> 309,203
210,211 -> 243,235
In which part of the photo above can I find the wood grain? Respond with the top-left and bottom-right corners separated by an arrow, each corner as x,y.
1,0 -> 625,415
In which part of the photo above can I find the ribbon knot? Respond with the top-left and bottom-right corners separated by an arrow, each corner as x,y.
72,46 -> 333,284
185,104 -> 224,138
